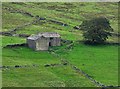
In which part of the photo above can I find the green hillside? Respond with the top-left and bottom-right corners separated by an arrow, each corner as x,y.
1,2 -> 119,87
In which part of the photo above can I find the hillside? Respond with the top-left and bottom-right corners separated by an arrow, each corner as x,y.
2,2 -> 119,41
1,2 -> 119,87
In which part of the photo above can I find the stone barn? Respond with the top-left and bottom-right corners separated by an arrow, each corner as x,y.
27,32 -> 61,51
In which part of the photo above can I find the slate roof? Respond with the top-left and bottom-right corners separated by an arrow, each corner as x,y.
42,32 -> 60,38
27,32 -> 60,40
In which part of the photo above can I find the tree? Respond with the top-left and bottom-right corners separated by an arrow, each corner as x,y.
80,17 -> 113,44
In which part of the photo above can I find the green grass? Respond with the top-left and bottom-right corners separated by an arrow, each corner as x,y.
1,36 -> 26,47
16,23 -> 82,41
3,66 -> 95,87
2,2 -> 119,87
47,66 -> 95,87
2,7 -> 33,31
2,47 -> 95,87
2,2 -> 119,42
2,2 -> 118,31
2,47 -> 60,66
3,43 -> 118,86
53,43 -> 118,86
2,2 -> 118,42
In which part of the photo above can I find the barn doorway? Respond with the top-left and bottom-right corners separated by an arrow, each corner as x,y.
49,37 -> 53,46
49,42 -> 52,46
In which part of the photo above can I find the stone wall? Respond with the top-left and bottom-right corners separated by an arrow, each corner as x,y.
27,37 -> 61,51
36,37 -> 49,51
27,39 -> 36,50
50,37 -> 60,46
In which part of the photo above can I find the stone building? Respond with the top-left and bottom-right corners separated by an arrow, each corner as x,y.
27,32 -> 61,51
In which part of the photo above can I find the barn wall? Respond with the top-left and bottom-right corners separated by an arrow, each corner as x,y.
50,37 -> 61,46
36,37 -> 49,50
27,39 -> 36,50
56,37 -> 61,46
27,36 -> 61,51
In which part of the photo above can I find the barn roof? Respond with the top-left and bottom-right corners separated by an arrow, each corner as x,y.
42,32 -> 60,38
27,32 -> 60,40
27,35 -> 40,40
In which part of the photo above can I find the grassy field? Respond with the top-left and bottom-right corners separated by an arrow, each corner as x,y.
52,42 -> 118,86
1,36 -> 26,47
2,47 -> 95,87
1,2 -> 119,87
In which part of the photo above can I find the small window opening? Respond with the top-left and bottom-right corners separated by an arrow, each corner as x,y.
50,37 -> 53,40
